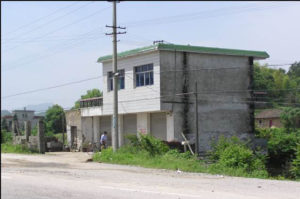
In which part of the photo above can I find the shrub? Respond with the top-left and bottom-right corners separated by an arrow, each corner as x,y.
280,107 -> 300,131
1,130 -> 13,143
208,136 -> 267,177
125,134 -> 169,156
255,127 -> 300,178
290,144 -> 300,179
31,126 -> 38,136
139,134 -> 169,156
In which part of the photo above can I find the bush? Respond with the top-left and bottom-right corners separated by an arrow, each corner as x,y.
290,144 -> 300,179
280,107 -> 300,131
31,126 -> 38,136
126,134 -> 169,156
208,136 -> 268,177
255,127 -> 300,178
1,130 -> 13,143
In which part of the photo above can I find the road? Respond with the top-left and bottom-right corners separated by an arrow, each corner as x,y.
1,152 -> 299,199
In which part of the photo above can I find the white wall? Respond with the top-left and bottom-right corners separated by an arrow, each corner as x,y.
82,51 -> 161,117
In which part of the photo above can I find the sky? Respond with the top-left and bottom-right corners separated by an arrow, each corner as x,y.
1,1 -> 300,111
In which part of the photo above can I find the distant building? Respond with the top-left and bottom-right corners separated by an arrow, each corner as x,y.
255,109 -> 283,128
1,108 -> 44,131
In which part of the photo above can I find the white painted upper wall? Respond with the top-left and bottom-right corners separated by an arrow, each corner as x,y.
81,51 -> 161,117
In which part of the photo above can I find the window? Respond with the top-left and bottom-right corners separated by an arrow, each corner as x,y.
135,64 -> 153,87
108,69 -> 125,91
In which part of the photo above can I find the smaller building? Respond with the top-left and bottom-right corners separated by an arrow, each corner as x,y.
65,109 -> 82,150
1,108 -> 43,131
255,109 -> 283,128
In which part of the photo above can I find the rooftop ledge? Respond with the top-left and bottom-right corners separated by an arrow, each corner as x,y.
97,43 -> 269,63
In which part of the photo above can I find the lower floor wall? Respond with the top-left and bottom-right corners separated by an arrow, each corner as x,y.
68,111 -> 173,151
67,106 -> 254,153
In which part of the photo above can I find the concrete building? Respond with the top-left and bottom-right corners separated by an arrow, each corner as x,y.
1,108 -> 43,131
67,43 -> 269,153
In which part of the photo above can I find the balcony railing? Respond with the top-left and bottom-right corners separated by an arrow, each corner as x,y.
79,97 -> 103,108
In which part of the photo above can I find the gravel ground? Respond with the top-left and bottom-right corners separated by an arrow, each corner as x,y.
1,152 -> 300,199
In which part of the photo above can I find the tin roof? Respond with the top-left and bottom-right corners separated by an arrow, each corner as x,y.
255,109 -> 282,119
97,43 -> 269,62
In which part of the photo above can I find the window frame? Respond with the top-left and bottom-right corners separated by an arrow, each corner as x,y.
107,69 -> 125,92
134,63 -> 154,88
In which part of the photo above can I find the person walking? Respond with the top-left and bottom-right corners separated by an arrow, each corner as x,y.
100,131 -> 108,150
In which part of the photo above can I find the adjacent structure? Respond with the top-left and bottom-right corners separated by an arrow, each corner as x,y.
66,43 -> 269,153
255,109 -> 283,128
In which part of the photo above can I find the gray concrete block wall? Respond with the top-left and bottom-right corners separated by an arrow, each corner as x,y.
160,50 -> 254,152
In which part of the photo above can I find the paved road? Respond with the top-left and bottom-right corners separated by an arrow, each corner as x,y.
1,152 -> 299,199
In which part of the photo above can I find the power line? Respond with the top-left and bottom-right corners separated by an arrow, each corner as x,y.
2,65 -> 299,98
2,76 -> 102,99
3,2 -> 80,36
3,29 -> 106,72
122,3 -> 287,28
4,2 -> 94,41
4,4 -> 110,53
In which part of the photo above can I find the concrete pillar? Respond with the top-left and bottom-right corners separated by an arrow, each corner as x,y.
24,121 -> 31,142
166,112 -> 175,141
93,116 -> 100,148
37,120 -> 45,154
12,120 -> 17,136
66,125 -> 71,148
137,113 -> 150,135
118,115 -> 124,147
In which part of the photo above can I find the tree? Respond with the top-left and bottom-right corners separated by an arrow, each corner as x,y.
287,62 -> 300,79
73,88 -> 103,109
45,104 -> 65,134
280,107 -> 300,131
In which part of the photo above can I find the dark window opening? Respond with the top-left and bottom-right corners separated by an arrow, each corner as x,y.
135,64 -> 154,87
108,69 -> 125,91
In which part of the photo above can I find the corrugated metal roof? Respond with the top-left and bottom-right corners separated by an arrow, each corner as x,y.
97,43 -> 269,62
255,109 -> 282,119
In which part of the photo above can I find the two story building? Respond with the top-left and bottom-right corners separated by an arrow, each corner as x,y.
1,108 -> 43,132
67,43 -> 269,153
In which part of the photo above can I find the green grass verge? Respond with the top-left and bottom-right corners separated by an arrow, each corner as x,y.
1,143 -> 38,154
93,146 -> 268,179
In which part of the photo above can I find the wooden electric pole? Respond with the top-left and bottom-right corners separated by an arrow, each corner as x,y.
194,81 -> 199,155
62,114 -> 65,151
106,1 -> 126,152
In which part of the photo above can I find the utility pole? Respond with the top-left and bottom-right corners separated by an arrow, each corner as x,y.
105,1 -> 126,152
62,114 -> 65,151
194,81 -> 199,155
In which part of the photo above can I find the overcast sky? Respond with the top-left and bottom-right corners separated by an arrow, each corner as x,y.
1,1 -> 300,111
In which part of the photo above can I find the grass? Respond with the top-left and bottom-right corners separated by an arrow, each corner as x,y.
1,143 -> 38,154
93,146 -> 269,179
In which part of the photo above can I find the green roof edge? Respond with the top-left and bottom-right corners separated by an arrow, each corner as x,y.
97,43 -> 269,63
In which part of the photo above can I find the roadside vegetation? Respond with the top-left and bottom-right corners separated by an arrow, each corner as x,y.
94,107 -> 300,180
1,130 -> 38,154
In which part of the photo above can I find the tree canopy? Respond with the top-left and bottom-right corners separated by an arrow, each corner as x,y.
45,104 -> 65,134
254,62 -> 300,106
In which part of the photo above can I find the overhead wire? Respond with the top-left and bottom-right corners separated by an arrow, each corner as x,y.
3,4 -> 111,53
4,2 -> 94,41
3,1 -> 80,36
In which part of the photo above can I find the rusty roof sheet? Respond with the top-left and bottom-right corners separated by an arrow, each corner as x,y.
255,109 -> 282,119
